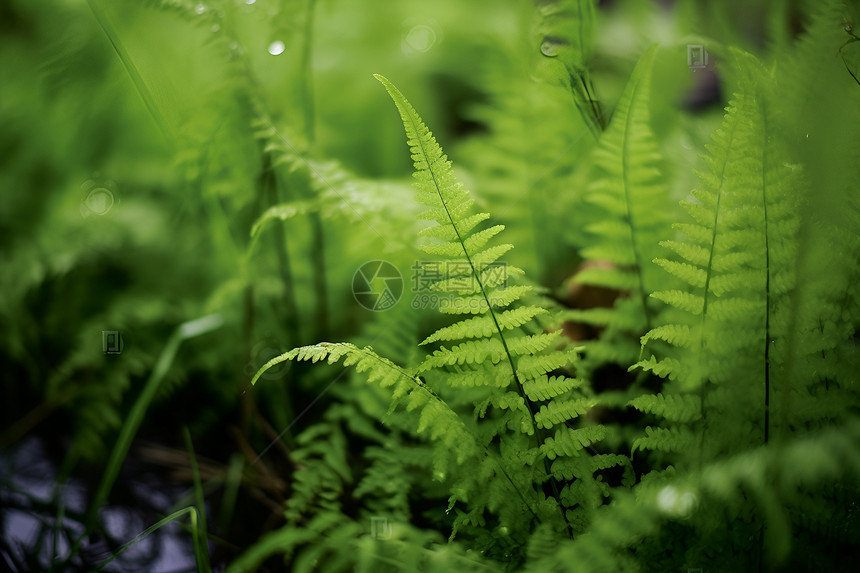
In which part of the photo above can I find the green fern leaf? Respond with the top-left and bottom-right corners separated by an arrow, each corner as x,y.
252,342 -> 480,466
534,398 -> 596,429
631,426 -> 696,455
376,73 -> 618,538
420,307 -> 549,345
523,375 -> 584,401
541,426 -> 607,459
631,50 -> 802,467
628,393 -> 701,423
570,44 -> 676,373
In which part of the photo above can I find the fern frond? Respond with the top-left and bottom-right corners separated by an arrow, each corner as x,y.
534,398 -> 596,429
628,393 -> 701,423
252,342 -> 480,467
772,0 -> 860,434
516,350 -> 578,381
420,307 -> 549,345
631,50 -> 800,466
541,426 -> 607,460
639,324 -> 694,349
375,74 -> 618,540
284,422 -> 351,524
631,426 -> 697,455
570,44 -> 676,373
523,375 -> 584,401
438,285 -> 535,315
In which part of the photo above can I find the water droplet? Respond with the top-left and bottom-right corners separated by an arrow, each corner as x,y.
246,0 -> 256,4
540,40 -> 560,57
268,40 -> 285,56
195,3 -> 206,14
211,24 -> 220,33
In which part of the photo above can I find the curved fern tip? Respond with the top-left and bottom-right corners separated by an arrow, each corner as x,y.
374,74 -> 404,100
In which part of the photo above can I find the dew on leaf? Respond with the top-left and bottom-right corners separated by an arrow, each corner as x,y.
268,40 -> 286,56
540,40 -> 561,57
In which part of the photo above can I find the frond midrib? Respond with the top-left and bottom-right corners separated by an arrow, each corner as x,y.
404,106 -> 526,394
620,70 -> 653,332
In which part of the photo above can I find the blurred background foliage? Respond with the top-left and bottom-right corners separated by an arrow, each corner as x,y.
1,0 -> 858,571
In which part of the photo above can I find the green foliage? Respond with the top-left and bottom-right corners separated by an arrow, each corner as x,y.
537,0 -> 604,134
563,44 -> 677,373
633,51 -> 784,467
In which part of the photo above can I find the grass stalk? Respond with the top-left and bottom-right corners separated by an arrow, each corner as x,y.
79,315 -> 223,540
90,507 -> 207,572
183,427 -> 212,573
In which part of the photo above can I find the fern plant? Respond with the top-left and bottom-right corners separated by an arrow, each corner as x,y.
247,74 -> 635,568
561,44 -> 677,376
622,4 -> 860,566
632,51 -> 780,467
10,1 -> 860,571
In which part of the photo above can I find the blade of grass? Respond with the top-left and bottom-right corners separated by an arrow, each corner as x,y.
90,507 -> 204,572
183,427 -> 212,573
80,315 -> 224,537
86,0 -> 171,139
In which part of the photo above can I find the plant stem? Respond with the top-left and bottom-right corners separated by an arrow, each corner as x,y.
299,0 -> 330,341
260,152 -> 302,347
